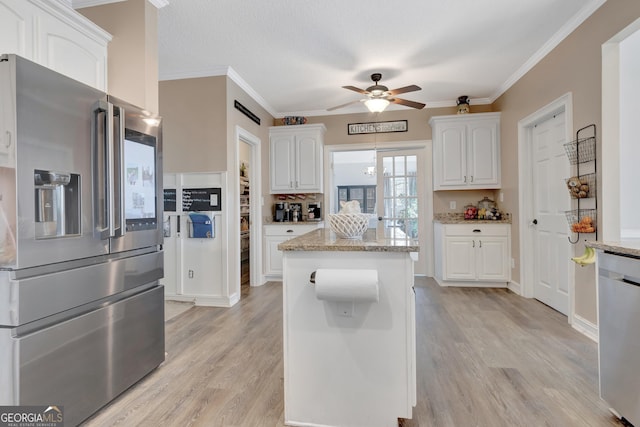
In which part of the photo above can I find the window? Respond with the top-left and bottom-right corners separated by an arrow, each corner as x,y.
337,185 -> 376,214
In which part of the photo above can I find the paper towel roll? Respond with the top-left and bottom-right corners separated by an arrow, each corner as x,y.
314,269 -> 379,303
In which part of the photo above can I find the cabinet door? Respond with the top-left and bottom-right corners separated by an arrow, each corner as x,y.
476,237 -> 509,281
443,237 -> 476,280
0,0 -> 31,58
264,235 -> 286,276
435,123 -> 467,188
295,133 -> 322,192
270,135 -> 295,193
467,120 -> 500,187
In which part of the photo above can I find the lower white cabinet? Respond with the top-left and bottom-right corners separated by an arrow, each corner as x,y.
263,223 -> 322,279
434,222 -> 511,287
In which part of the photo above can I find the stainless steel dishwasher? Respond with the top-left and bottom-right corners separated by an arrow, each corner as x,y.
598,251 -> 640,426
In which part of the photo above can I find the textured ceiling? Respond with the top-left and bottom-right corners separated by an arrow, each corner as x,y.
157,0 -> 605,117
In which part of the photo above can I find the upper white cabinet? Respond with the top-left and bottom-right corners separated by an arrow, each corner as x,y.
0,0 -> 110,90
270,124 -> 325,194
430,112 -> 501,190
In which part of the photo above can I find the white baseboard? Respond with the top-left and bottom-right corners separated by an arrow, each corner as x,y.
572,314 -> 598,342
507,280 -> 522,295
165,294 -> 233,307
433,277 -> 508,288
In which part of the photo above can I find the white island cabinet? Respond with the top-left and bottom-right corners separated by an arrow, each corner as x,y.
263,222 -> 323,280
279,228 -> 418,427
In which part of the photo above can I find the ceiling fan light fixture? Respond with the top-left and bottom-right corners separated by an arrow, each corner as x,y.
365,98 -> 390,113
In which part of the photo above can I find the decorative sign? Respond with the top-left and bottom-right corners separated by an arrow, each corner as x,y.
182,188 -> 222,212
234,100 -> 261,125
163,189 -> 177,212
347,120 -> 408,135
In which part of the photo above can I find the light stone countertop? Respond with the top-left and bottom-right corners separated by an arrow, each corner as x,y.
585,240 -> 640,257
278,228 -> 419,252
433,212 -> 512,224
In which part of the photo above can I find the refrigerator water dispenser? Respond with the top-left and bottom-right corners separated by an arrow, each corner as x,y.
34,169 -> 81,238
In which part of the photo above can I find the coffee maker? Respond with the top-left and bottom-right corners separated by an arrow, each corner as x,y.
274,202 -> 286,222
307,202 -> 321,221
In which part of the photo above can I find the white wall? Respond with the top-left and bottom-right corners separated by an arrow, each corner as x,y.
619,28 -> 640,238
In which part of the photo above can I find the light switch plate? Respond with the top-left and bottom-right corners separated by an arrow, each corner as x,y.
450,201 -> 457,210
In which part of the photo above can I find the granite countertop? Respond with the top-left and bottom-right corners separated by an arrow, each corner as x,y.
433,213 -> 512,224
585,240 -> 640,257
278,228 -> 419,252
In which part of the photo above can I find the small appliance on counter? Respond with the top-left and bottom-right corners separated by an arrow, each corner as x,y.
274,202 -> 286,222
307,202 -> 322,221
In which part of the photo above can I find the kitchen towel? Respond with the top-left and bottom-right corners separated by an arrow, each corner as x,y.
314,268 -> 379,303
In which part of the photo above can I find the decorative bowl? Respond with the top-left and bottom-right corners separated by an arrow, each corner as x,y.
328,213 -> 369,239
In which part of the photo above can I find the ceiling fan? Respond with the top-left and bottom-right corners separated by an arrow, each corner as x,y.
328,73 -> 426,113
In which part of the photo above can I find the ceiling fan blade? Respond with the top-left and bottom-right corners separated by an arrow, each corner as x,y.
342,85 -> 369,95
390,97 -> 426,110
387,85 -> 421,96
327,99 -> 363,111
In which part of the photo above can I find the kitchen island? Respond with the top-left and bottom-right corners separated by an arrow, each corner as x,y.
279,228 -> 418,427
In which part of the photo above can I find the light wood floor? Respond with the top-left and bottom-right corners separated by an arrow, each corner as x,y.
82,278 -> 623,427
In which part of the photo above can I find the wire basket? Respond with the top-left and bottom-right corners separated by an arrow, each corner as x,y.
563,137 -> 596,165
328,214 -> 369,239
565,209 -> 597,233
565,173 -> 596,199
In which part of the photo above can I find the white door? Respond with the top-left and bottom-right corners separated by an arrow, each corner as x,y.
376,149 -> 426,274
531,112 -> 571,315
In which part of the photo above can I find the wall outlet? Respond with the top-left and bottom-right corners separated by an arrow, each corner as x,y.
450,201 -> 457,210
500,192 -> 504,202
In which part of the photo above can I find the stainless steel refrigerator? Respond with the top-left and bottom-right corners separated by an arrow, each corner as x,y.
0,54 -> 164,426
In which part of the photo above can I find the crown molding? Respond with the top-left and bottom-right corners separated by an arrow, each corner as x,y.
73,0 -> 168,9
159,66 -> 277,118
490,0 -> 607,103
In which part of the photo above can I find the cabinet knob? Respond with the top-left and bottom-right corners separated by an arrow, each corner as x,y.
473,229 -> 481,233
287,229 -> 294,233
532,219 -> 538,225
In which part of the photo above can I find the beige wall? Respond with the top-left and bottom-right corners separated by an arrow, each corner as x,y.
79,0 -> 159,112
493,0 -> 640,323
159,77 -> 227,172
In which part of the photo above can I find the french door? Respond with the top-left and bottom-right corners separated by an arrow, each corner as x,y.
376,149 -> 426,274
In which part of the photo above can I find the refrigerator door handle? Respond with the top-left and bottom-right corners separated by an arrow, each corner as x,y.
112,105 -> 125,238
106,102 -> 117,238
92,100 -> 110,239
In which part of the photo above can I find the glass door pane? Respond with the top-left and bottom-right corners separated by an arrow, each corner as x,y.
377,153 -> 420,239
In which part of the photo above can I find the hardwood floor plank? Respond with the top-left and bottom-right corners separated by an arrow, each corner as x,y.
83,278 -> 623,427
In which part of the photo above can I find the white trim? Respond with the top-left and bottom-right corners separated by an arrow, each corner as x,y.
517,93 -> 574,319
434,278 -> 509,288
72,0 -> 124,8
160,66 -> 278,118
507,280 -> 522,295
572,314 -> 598,342
490,0 -> 606,103
602,18 -> 640,241
234,126 -> 264,291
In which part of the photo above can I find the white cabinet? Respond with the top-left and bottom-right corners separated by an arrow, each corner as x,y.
430,112 -> 501,190
263,223 -> 322,279
269,124 -> 325,194
0,0 -> 110,90
434,222 -> 511,287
